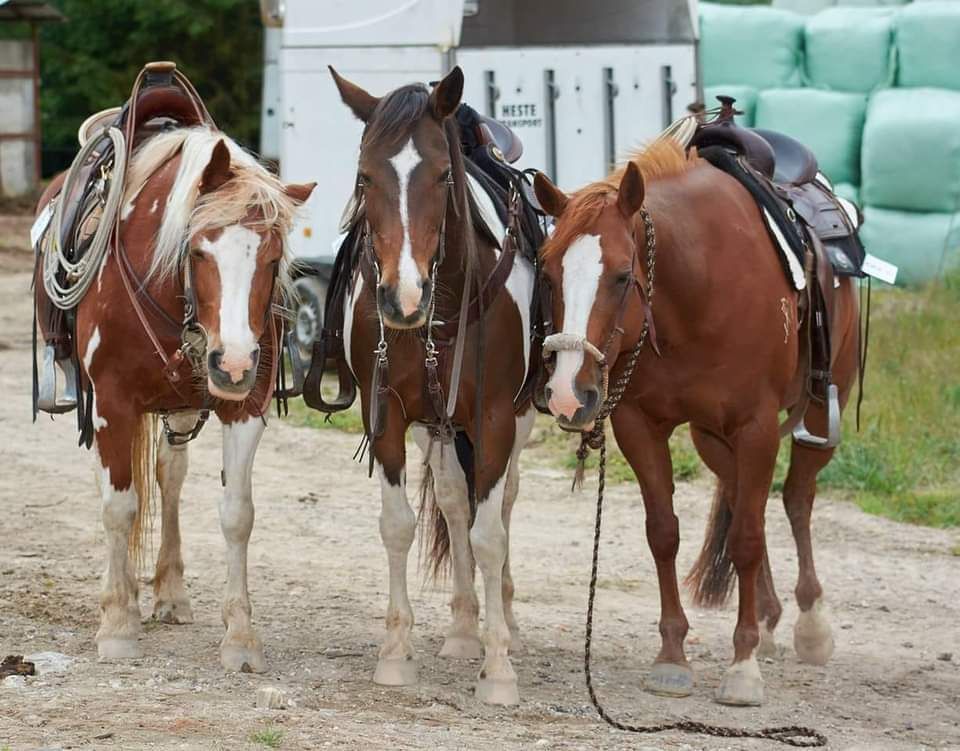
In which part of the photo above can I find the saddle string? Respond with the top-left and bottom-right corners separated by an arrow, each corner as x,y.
574,210 -> 828,748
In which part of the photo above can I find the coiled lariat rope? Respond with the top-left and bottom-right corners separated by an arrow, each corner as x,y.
574,212 -> 827,748
42,127 -> 127,310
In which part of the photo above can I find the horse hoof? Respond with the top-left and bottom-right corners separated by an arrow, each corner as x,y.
757,623 -> 778,658
373,657 -> 418,686
153,599 -> 194,625
97,637 -> 142,661
221,644 -> 267,673
715,657 -> 764,707
644,662 -> 694,697
794,603 -> 835,666
508,631 -> 524,654
476,676 -> 520,705
439,636 -> 483,660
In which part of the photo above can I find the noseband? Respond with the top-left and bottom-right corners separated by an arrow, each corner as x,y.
542,207 -> 659,406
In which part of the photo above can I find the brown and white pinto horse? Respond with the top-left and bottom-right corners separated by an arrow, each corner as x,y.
534,139 -> 859,706
34,127 -> 314,669
329,67 -> 536,704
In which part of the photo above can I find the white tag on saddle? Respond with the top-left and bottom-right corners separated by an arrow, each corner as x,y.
30,202 -> 54,250
861,253 -> 898,285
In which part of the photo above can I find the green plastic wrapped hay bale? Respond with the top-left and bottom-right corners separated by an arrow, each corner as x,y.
704,85 -> 758,126
754,89 -> 867,185
861,89 -> 960,213
700,3 -> 805,89
896,2 -> 960,90
859,207 -> 960,285
774,0 -> 837,16
835,182 -> 860,205
836,0 -> 907,7
805,8 -> 895,92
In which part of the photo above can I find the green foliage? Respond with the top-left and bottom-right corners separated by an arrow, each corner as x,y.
285,395 -> 365,435
38,0 -> 263,174
250,727 -> 284,749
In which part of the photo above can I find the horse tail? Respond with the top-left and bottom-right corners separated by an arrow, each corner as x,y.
418,462 -> 451,582
684,481 -> 736,608
129,413 -> 158,570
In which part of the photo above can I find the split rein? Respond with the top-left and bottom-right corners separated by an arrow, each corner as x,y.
558,210 -> 827,747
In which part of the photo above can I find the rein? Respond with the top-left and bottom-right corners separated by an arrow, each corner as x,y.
559,209 -> 827,747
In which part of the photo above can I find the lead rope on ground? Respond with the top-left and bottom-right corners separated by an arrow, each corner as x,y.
577,212 -> 827,748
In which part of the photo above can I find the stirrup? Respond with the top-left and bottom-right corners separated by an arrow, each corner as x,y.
37,345 -> 78,414
792,384 -> 840,449
282,330 -> 308,398
302,337 -> 357,414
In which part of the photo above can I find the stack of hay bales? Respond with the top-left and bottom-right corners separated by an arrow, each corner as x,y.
700,1 -> 960,284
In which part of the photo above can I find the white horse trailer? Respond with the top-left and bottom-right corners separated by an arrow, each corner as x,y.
260,0 -> 699,353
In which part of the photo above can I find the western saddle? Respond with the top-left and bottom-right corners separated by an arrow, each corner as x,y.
35,61 -> 215,416
691,97 -> 865,448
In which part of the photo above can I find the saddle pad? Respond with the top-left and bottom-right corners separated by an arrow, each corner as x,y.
700,146 -> 867,287
700,146 -> 807,291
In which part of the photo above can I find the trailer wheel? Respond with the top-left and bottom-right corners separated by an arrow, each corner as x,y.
292,276 -> 327,363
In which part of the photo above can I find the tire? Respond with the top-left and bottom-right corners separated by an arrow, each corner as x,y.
292,276 -> 327,363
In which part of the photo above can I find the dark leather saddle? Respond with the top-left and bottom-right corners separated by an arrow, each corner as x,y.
457,103 -> 523,164
57,62 -> 213,259
691,96 -> 866,448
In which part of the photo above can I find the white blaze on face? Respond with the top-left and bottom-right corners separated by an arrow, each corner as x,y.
547,234 -> 603,420
201,225 -> 261,382
389,138 -> 423,316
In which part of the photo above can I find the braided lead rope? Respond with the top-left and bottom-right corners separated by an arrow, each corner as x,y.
577,209 -> 827,748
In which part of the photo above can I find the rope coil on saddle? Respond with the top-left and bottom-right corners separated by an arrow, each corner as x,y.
570,209 -> 827,748
41,127 -> 127,310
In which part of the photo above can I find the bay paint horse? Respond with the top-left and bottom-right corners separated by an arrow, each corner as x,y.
34,126 -> 314,669
329,66 -> 536,704
534,139 -> 859,705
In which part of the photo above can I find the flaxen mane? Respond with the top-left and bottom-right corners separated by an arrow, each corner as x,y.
123,126 -> 300,291
542,138 -> 698,259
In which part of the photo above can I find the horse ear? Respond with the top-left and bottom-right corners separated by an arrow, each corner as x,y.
429,66 -> 464,120
617,161 -> 645,220
285,181 -> 316,205
533,171 -> 568,218
329,66 -> 379,122
199,140 -> 233,194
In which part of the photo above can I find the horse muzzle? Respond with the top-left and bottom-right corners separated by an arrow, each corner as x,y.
207,346 -> 259,400
377,279 -> 432,329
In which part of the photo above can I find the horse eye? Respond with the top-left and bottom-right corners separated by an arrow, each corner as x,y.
614,271 -> 632,286
438,168 -> 452,184
358,173 -> 372,188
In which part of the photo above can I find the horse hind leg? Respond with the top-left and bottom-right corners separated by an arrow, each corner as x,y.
412,426 -> 482,661
218,417 -> 267,673
783,435 -> 836,666
152,412 -> 198,625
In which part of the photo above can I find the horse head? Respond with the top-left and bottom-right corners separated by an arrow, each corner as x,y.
534,162 -> 648,430
330,66 -> 465,329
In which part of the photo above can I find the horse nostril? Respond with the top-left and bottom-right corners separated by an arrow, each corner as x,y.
544,385 -> 553,403
209,349 -> 224,372
580,386 -> 600,414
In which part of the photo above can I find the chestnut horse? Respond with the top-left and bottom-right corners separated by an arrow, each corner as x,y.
329,66 -> 536,704
34,126 -> 314,669
534,139 -> 858,706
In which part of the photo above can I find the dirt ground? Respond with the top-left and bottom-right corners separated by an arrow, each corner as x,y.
1,254 -> 958,751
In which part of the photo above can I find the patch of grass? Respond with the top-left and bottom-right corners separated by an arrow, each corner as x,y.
284,396 -> 364,434
250,727 -> 284,749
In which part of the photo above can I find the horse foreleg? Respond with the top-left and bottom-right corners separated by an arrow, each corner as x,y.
783,436 -> 836,666
373,416 -> 418,686
501,406 -> 535,653
218,417 -> 266,673
93,410 -> 143,660
412,426 -> 482,661
715,411 -> 780,707
471,413 -> 519,705
152,412 -> 198,625
613,406 -> 692,698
